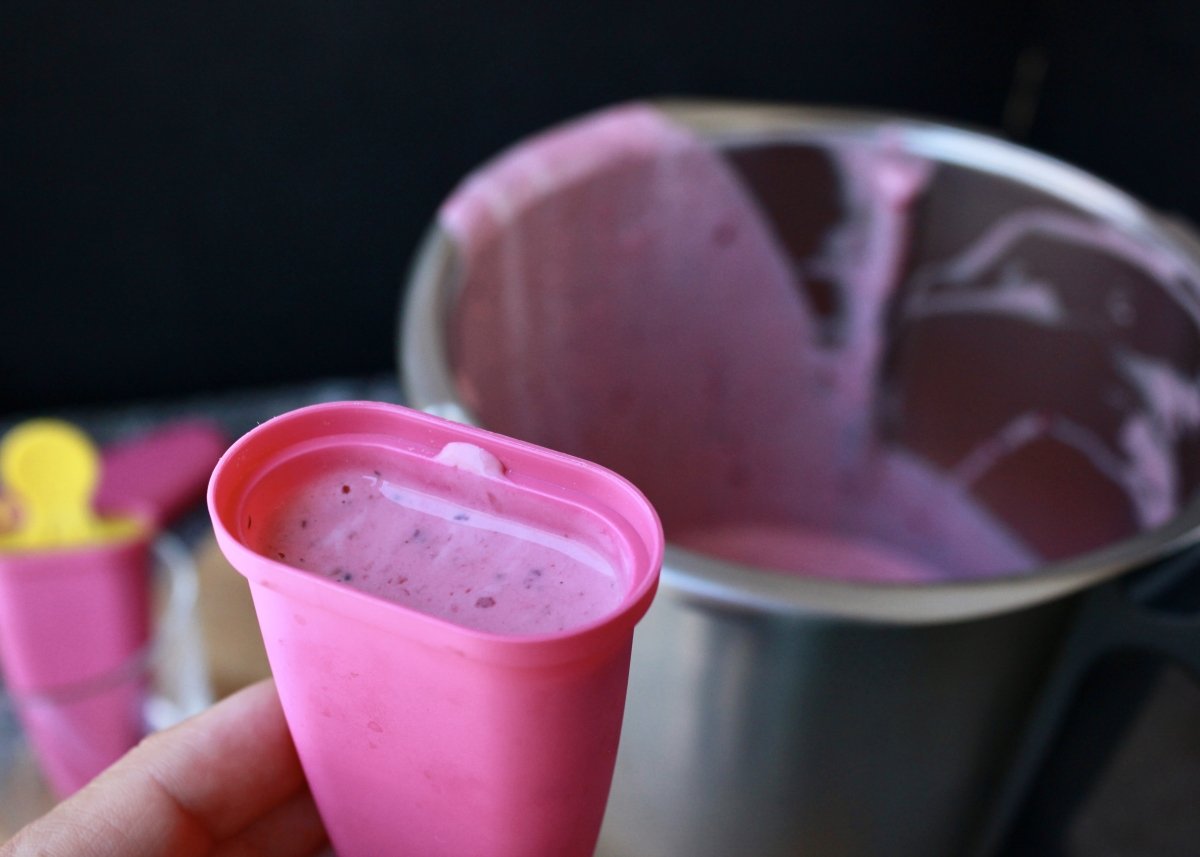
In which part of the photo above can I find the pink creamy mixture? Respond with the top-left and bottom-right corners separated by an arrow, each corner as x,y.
245,443 -> 622,635
441,104 -> 1200,583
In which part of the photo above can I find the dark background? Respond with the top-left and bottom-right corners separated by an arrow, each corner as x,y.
2,0 -> 1197,415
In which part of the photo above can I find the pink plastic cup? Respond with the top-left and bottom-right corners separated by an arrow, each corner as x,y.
0,419 -> 226,797
208,401 -> 663,857
0,536 -> 151,796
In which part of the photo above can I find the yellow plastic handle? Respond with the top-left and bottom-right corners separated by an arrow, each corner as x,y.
0,420 -> 141,551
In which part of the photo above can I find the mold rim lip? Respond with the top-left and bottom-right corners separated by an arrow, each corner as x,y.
207,400 -> 664,666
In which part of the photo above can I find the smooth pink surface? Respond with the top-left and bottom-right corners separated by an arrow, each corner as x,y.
208,401 -> 663,857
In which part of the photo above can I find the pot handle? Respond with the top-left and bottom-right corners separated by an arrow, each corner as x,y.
972,543 -> 1200,856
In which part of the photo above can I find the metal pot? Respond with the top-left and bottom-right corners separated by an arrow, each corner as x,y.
399,100 -> 1200,857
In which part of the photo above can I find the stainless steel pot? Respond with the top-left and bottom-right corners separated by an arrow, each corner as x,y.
399,100 -> 1200,857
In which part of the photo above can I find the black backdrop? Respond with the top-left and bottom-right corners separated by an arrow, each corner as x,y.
2,0 -> 1197,414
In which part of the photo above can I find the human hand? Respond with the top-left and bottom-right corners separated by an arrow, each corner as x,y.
1,678 -> 327,857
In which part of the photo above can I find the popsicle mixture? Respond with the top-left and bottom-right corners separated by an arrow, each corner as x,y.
243,442 -> 622,635
441,103 -> 1200,583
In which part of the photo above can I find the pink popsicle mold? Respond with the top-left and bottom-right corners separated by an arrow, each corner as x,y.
208,401 -> 663,857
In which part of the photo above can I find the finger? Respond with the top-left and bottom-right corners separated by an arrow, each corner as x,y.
0,788 -> 197,857
122,677 -> 307,839
1,678 -> 308,857
211,789 -> 328,857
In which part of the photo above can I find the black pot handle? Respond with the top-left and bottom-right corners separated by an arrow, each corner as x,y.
971,543 -> 1200,857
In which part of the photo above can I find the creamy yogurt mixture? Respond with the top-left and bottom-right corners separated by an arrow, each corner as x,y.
246,443 -> 622,635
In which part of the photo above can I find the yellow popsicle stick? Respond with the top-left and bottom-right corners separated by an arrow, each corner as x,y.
0,419 -> 142,552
